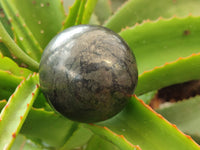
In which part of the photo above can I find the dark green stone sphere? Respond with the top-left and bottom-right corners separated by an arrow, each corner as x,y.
39,25 -> 138,123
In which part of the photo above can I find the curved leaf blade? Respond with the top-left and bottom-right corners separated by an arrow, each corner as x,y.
96,96 -> 200,150
0,53 -> 32,77
86,135 -> 119,150
157,95 -> 200,143
0,73 -> 40,149
105,0 -> 200,32
120,16 -> 200,74
135,53 -> 200,95
81,0 -> 98,24
62,0 -> 82,29
60,124 -> 93,150
21,108 -> 74,147
85,124 -> 141,150
9,0 -> 66,49
0,22 -> 39,71
1,0 -> 43,61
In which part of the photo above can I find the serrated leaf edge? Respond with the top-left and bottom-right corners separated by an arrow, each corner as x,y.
86,123 -> 142,150
133,94 -> 200,148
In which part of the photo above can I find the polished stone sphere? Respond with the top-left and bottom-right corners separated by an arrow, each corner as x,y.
39,25 -> 138,123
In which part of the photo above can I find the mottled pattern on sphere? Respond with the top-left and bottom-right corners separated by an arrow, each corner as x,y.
39,25 -> 138,123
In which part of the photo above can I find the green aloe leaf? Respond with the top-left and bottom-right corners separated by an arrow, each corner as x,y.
1,0 -> 66,63
110,0 -> 126,12
0,69 -> 25,100
94,96 -> 200,150
21,108 -> 74,147
85,123 -> 141,150
0,53 -> 31,77
0,53 -> 32,100
0,100 -> 6,110
0,73 -> 40,149
119,16 -> 200,95
86,135 -> 119,150
0,22 -> 39,71
21,108 -> 93,148
0,3 -> 13,58
1,0 -> 42,62
105,0 -> 200,32
81,0 -> 98,24
10,0 -> 65,49
157,95 -> 200,144
0,3 -> 13,37
62,0 -> 82,29
60,124 -> 93,150
75,0 -> 87,25
120,16 -> 200,74
135,53 -> 200,95
11,134 -> 45,150
93,0 -> 112,24
62,0 -> 98,29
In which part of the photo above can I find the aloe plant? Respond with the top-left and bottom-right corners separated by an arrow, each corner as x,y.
0,0 -> 200,149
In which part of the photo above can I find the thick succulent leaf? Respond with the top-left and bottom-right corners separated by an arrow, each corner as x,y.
21,109 -> 93,148
75,0 -> 87,25
93,96 -> 200,150
0,100 -> 6,110
120,16 -> 200,74
0,70 -> 25,100
62,0 -> 82,29
85,124 -> 141,150
110,0 -> 126,12
0,70 -> 24,90
11,134 -> 45,150
0,53 -> 32,77
0,3 -> 13,37
1,0 -> 42,61
20,108 -> 75,147
0,73 -> 40,149
0,53 -> 32,99
119,16 -> 200,95
0,90 -> 11,100
60,124 -> 93,150
62,0 -> 97,29
136,53 -> 200,95
32,93 -> 52,111
94,0 -> 112,24
105,0 -> 200,32
157,95 -> 200,144
0,3 -> 13,57
81,0 -> 98,24
86,135 -> 119,150
1,0 -> 65,54
0,22 -> 39,71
